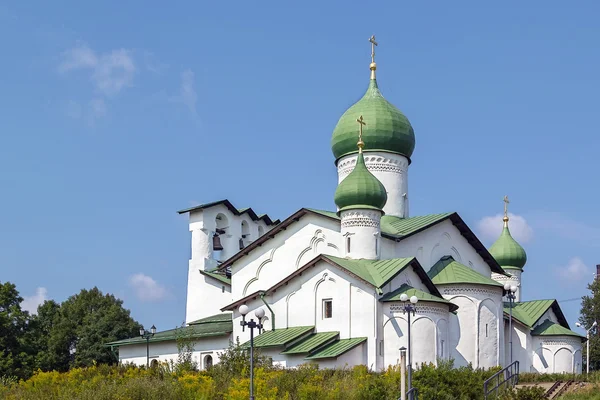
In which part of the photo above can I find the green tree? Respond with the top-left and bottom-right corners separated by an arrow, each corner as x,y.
0,281 -> 33,379
29,299 -> 61,371
579,276 -> 600,371
45,287 -> 141,371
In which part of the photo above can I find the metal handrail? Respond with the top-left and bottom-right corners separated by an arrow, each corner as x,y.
407,387 -> 418,400
483,361 -> 519,399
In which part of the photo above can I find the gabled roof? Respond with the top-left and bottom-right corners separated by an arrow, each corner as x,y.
280,331 -> 339,355
221,254 -> 439,311
242,326 -> 314,348
380,284 -> 458,312
177,199 -> 279,226
504,300 -> 570,329
531,320 -> 585,340
199,269 -> 231,286
215,208 -> 506,276
428,256 -> 504,288
105,313 -> 232,347
305,337 -> 367,360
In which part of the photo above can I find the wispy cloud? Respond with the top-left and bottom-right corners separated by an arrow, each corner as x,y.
21,287 -> 48,315
129,273 -> 168,302
477,213 -> 533,244
59,44 -> 135,96
531,211 -> 600,248
554,257 -> 591,283
170,69 -> 199,120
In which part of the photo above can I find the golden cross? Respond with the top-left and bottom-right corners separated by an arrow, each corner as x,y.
369,35 -> 378,63
503,195 -> 510,218
356,115 -> 366,151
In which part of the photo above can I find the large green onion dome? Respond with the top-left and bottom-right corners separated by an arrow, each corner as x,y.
334,147 -> 388,214
489,217 -> 527,270
331,65 -> 415,163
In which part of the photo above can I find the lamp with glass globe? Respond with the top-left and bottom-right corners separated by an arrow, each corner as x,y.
238,305 -> 265,400
399,293 -> 418,391
139,324 -> 157,367
503,283 -> 518,365
576,320 -> 597,374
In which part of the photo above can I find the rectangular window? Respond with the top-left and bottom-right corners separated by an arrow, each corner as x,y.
485,324 -> 488,338
346,237 -> 351,253
323,299 -> 333,319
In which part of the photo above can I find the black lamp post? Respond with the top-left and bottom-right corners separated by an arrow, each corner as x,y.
399,293 -> 418,391
238,305 -> 265,400
503,283 -> 517,365
139,324 -> 156,367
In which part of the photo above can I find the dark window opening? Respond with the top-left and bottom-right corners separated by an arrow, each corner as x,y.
323,299 -> 333,319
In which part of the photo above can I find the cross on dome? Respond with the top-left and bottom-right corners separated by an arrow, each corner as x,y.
356,115 -> 366,152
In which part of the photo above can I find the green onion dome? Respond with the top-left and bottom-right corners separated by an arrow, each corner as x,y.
489,218 -> 527,270
334,149 -> 388,214
331,75 -> 415,163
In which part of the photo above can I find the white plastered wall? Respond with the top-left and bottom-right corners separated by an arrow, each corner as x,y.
531,336 -> 583,373
231,215 -> 342,299
492,269 -> 523,301
389,219 -> 494,277
231,261 -> 379,370
438,284 -> 504,368
117,336 -> 231,370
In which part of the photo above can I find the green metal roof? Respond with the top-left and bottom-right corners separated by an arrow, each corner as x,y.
106,314 -> 232,347
504,300 -> 556,328
199,269 -> 231,285
380,284 -> 458,312
331,76 -> 415,162
305,337 -> 367,360
242,326 -> 314,348
428,256 -> 503,287
280,332 -> 339,355
489,222 -> 527,270
323,255 -> 414,289
334,151 -> 387,213
187,313 -> 232,325
531,320 -> 585,339
380,213 -> 453,237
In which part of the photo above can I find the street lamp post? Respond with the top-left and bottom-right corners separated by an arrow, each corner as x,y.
503,283 -> 518,365
239,305 -> 265,400
576,321 -> 597,374
400,293 -> 418,391
139,325 -> 156,367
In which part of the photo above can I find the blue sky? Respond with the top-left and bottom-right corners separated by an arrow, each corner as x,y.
1,1 -> 599,333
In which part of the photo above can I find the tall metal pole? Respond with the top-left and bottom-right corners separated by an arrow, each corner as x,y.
146,336 -> 150,367
400,347 -> 407,400
509,295 -> 513,365
250,321 -> 255,400
407,310 -> 412,391
587,331 -> 590,375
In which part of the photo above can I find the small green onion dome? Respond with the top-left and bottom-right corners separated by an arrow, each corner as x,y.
331,78 -> 415,163
489,219 -> 527,270
334,150 -> 388,214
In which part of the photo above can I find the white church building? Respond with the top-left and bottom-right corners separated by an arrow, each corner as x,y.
107,40 -> 585,374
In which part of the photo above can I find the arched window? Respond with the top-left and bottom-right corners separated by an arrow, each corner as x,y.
212,214 -> 229,260
240,221 -> 250,249
204,355 -> 213,370
258,225 -> 265,237
150,359 -> 158,368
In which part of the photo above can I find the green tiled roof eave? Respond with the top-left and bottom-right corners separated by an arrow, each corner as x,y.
242,326 -> 314,348
188,313 -> 232,325
323,255 -> 414,289
531,320 -> 586,340
428,256 -> 504,288
380,213 -> 453,237
106,321 -> 233,347
200,270 -> 231,285
503,300 -> 556,328
380,284 -> 458,312
305,337 -> 368,360
280,332 -> 340,354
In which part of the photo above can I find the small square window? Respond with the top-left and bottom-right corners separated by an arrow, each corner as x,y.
323,299 -> 333,319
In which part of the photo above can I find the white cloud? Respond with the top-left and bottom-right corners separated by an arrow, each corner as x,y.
530,211 -> 600,248
59,43 -> 136,97
129,273 -> 168,302
21,287 -> 48,315
477,213 -> 533,244
555,257 -> 591,283
170,69 -> 199,118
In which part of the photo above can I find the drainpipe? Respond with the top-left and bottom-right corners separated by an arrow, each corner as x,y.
259,291 -> 275,331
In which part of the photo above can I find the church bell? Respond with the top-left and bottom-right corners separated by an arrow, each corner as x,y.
212,233 -> 224,251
